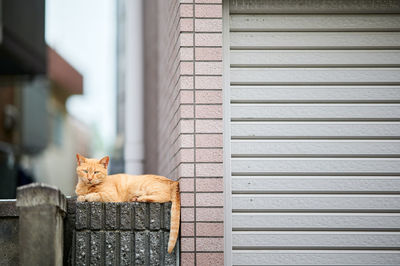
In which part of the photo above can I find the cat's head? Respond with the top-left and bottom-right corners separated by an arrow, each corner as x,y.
76,154 -> 109,186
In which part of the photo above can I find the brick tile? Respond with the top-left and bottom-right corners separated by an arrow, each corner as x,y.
196,134 -> 223,147
181,33 -> 194,46
196,238 -> 223,251
195,62 -> 222,75
195,5 -> 222,17
180,76 -> 194,89
181,253 -> 195,266
181,192 -> 195,206
197,222 -> 224,236
197,253 -> 224,266
181,18 -> 194,31
180,120 -> 194,133
180,4 -> 193,17
178,163 -> 194,177
179,134 -> 194,147
196,163 -> 223,176
195,91 -> 222,104
181,207 -> 195,221
196,178 -> 223,192
196,208 -> 223,221
181,62 -> 194,75
195,76 -> 222,90
195,0 -> 221,2
196,120 -> 222,133
180,178 -> 194,192
195,19 -> 222,32
195,47 -> 222,61
195,105 -> 222,119
195,33 -> 222,46
181,222 -> 195,236
178,149 -> 194,163
181,0 -> 193,2
181,237 -> 195,251
196,148 -> 223,162
196,192 -> 224,206
180,105 -> 194,118
180,90 -> 194,104
181,48 -> 194,61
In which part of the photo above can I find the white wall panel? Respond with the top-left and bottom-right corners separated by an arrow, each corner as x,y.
226,0 -> 400,264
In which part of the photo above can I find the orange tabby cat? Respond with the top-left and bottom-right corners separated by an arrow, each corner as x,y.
75,154 -> 180,254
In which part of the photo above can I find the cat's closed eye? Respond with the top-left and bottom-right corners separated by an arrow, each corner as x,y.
83,170 -> 88,173
94,171 -> 100,174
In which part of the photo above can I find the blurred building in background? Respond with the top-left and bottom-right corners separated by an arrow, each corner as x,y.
0,0 -> 91,197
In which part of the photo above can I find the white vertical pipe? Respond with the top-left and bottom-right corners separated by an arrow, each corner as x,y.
124,0 -> 144,174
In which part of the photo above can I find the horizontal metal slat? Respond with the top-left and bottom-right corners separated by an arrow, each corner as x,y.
231,104 -> 400,121
231,176 -> 400,193
232,232 -> 400,249
230,50 -> 400,67
232,213 -> 400,230
230,68 -> 400,85
231,140 -> 400,157
231,158 -> 400,175
230,86 -> 400,103
230,14 -> 400,32
232,250 -> 400,266
231,122 -> 400,138
232,194 -> 400,211
230,32 -> 400,49
229,0 -> 400,14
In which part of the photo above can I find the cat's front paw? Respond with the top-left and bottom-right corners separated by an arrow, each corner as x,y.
130,196 -> 138,202
85,193 -> 101,202
77,195 -> 86,202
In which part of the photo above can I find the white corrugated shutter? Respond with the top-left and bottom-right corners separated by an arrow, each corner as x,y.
225,0 -> 400,265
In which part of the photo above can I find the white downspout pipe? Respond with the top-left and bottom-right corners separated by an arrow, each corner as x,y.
124,0 -> 144,174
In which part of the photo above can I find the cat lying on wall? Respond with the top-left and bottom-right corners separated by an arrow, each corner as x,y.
75,154 -> 180,253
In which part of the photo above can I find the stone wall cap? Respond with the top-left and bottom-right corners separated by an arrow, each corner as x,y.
16,183 -> 66,212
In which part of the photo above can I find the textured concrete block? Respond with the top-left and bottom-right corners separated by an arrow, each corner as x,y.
90,232 -> 102,265
135,231 -> 148,265
164,231 -> 176,265
0,200 -> 17,217
105,232 -> 117,266
17,184 -> 66,266
66,197 -> 77,214
134,203 -> 147,230
76,231 -> 89,265
120,203 -> 132,230
120,232 -> 132,266
16,183 -> 66,212
90,202 -> 103,230
0,218 -> 18,266
76,202 -> 89,230
150,231 -> 161,266
163,202 -> 172,230
105,203 -> 118,229
150,203 -> 161,230
70,202 -> 177,266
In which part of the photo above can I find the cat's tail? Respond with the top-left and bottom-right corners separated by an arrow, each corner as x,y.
168,181 -> 180,254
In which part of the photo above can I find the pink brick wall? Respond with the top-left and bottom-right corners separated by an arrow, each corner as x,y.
144,0 -> 224,264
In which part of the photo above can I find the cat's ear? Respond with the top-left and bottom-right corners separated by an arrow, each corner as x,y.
76,153 -> 86,166
99,156 -> 109,169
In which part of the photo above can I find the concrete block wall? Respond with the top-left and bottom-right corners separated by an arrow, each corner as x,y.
0,201 -> 18,265
144,0 -> 224,265
67,200 -> 176,265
